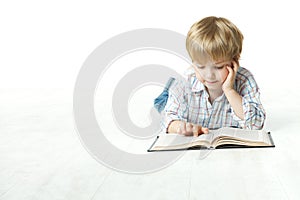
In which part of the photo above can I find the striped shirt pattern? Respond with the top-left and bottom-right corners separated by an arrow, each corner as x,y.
162,67 -> 266,132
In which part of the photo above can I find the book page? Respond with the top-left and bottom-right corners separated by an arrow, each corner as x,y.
155,133 -> 214,146
154,133 -> 195,147
212,127 -> 271,144
193,132 -> 214,143
151,133 -> 212,150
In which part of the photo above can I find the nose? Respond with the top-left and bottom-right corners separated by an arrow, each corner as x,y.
205,68 -> 215,80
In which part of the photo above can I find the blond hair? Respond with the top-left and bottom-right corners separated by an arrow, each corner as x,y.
186,16 -> 244,62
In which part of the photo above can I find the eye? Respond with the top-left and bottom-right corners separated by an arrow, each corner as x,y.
215,65 -> 225,70
193,63 -> 205,69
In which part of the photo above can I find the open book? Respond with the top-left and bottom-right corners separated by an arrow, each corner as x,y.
148,127 -> 275,151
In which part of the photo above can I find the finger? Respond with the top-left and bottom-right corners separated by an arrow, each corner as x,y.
185,123 -> 193,136
193,126 -> 209,136
226,66 -> 233,79
192,125 -> 199,137
201,127 -> 209,134
231,60 -> 239,73
227,64 -> 233,72
181,123 -> 192,136
176,121 -> 183,134
178,121 -> 186,135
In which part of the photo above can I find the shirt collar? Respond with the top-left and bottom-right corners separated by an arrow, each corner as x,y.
184,67 -> 206,93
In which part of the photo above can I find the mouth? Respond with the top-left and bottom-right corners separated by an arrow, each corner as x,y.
205,80 -> 218,84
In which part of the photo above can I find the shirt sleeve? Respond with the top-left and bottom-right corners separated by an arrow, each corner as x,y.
233,70 -> 266,130
161,77 -> 189,133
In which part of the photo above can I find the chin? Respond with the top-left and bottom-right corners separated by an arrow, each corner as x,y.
205,84 -> 221,90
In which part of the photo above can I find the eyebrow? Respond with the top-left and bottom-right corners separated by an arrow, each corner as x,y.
215,60 -> 228,65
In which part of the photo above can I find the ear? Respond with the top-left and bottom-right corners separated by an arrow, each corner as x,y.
232,56 -> 240,66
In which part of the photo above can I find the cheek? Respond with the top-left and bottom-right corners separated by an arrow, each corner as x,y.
195,73 -> 204,83
218,69 -> 229,81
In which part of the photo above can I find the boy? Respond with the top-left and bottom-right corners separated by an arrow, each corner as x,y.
163,16 -> 266,136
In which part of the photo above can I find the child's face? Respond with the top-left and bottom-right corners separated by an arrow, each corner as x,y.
192,58 -> 231,90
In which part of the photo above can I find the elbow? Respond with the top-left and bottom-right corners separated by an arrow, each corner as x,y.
245,110 -> 266,130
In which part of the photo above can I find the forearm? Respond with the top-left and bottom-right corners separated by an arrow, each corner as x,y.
224,89 -> 244,120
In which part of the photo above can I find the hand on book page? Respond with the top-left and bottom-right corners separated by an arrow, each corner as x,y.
173,121 -> 209,137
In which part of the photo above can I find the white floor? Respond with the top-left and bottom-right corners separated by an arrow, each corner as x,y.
1,88 -> 300,200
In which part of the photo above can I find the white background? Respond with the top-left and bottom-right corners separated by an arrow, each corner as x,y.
1,0 -> 300,90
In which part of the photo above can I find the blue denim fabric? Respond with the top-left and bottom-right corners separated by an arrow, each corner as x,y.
153,77 -> 175,113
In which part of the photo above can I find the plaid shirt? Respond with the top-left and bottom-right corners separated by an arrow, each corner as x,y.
162,67 -> 266,132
